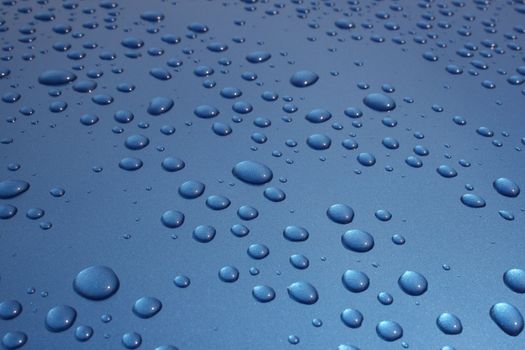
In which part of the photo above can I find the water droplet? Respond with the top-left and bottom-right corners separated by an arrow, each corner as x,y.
437,165 -> 458,178
122,332 -> 142,349
283,226 -> 309,242
341,308 -> 364,328
161,210 -> 185,228
460,193 -> 486,208
192,225 -> 216,243
252,285 -> 275,303
74,325 -> 93,342
38,69 -> 77,86
246,51 -> 271,63
178,180 -> 205,199
147,97 -> 174,116
287,281 -> 319,304
398,271 -> 428,296
342,270 -> 370,293
0,180 -> 30,199
493,178 -> 520,197
0,300 -> 22,320
219,266 -> 239,283
363,93 -> 396,112
290,70 -> 319,88
341,229 -> 375,252
73,266 -> 120,300
1,331 -> 27,349
376,320 -> 403,341
232,160 -> 273,185
503,268 -> 525,293
357,152 -> 376,166
119,157 -> 143,171
305,108 -> 332,123
490,302 -> 524,336
326,204 -> 354,224
306,133 -> 331,150
132,297 -> 162,319
45,305 -> 77,332
436,312 -> 463,334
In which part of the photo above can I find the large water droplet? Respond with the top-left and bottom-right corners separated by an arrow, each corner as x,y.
503,269 -> 525,293
363,93 -> 396,112
45,305 -> 77,332
290,70 -> 319,88
398,271 -> 428,296
493,178 -> 520,197
73,266 -> 120,300
232,160 -> 273,185
490,302 -> 524,336
341,229 -> 375,252
326,204 -> 354,224
38,69 -> 77,85
0,180 -> 30,199
132,297 -> 162,318
287,282 -> 319,305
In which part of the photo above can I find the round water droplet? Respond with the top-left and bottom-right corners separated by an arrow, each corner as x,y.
125,134 -> 150,150
437,165 -> 457,178
246,51 -> 271,63
206,195 -> 231,210
490,302 -> 524,336
73,266 -> 119,300
74,325 -> 93,342
290,254 -> 309,269
493,178 -> 520,197
376,320 -> 403,341
161,210 -> 185,228
326,204 -> 354,224
119,157 -> 143,171
363,93 -> 396,112
283,226 -> 309,242
0,204 -> 17,219
161,157 -> 185,172
305,108 -> 332,123
503,268 -> 525,293
219,266 -> 239,283
132,297 -> 162,319
2,331 -> 27,349
436,312 -> 463,335
45,305 -> 77,332
192,225 -> 216,243
147,97 -> 174,116
174,275 -> 191,288
357,152 -> 376,166
232,160 -> 273,185
342,270 -> 370,293
378,292 -> 394,305
290,70 -> 319,88
263,187 -> 286,202
122,332 -> 142,349
0,300 -> 22,320
247,243 -> 269,259
306,133 -> 331,150
341,308 -> 364,328
287,281 -> 319,305
341,229 -> 374,252
398,271 -> 428,296
252,285 -> 275,303
194,105 -> 219,119
178,180 -> 205,199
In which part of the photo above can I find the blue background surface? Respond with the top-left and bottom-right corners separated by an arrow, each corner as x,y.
0,0 -> 524,349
